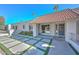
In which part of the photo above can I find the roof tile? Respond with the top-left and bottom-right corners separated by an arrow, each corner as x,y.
30,9 -> 79,24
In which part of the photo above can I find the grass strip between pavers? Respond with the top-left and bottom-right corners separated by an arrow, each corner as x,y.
0,35 -> 33,55
44,39 -> 53,55
0,43 -> 13,55
32,38 -> 45,51
8,43 -> 22,48
35,46 -> 46,52
12,34 -> 52,55
19,45 -> 34,55
14,34 -> 52,55
12,35 -> 30,42
20,38 -> 44,55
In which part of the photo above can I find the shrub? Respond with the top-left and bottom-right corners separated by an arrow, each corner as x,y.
19,31 -> 33,36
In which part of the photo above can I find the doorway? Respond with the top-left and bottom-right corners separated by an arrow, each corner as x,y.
55,24 -> 65,36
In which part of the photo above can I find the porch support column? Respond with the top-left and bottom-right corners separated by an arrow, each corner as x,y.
32,24 -> 38,37
65,20 -> 77,42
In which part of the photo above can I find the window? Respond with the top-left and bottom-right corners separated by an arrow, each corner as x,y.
41,24 -> 50,33
23,25 -> 25,29
12,26 -> 14,29
16,26 -> 17,30
14,26 -> 17,30
29,25 -> 32,31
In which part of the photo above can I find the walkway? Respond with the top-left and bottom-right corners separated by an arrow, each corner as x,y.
0,35 -> 34,55
12,34 -> 76,55
0,29 -> 76,55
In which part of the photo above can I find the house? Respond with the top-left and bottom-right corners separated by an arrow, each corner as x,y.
0,16 -> 9,37
8,20 -> 33,36
12,21 -> 32,32
30,8 -> 79,53
8,8 -> 79,53
0,16 -> 7,31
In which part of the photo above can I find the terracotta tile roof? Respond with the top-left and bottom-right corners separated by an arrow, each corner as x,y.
72,8 -> 79,14
30,9 -> 79,24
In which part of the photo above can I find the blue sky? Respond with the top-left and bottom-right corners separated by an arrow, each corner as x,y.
0,4 -> 79,25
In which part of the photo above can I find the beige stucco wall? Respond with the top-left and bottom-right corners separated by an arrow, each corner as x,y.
38,22 -> 65,36
65,18 -> 79,53
50,23 -> 55,36
12,21 -> 30,32
50,22 -> 65,36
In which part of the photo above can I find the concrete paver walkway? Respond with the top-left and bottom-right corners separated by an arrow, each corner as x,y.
0,35 -> 32,55
12,34 -> 76,55
0,31 -> 76,55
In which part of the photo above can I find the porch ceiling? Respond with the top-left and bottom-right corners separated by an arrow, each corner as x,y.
30,9 -> 79,24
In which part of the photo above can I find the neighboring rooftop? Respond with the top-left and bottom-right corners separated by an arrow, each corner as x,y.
0,16 -> 4,25
0,16 -> 4,22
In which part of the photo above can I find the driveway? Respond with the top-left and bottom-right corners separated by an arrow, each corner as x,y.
12,34 -> 76,55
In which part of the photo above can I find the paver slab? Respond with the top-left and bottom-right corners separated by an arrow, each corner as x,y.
0,39 -> 10,42
0,39 -> 15,44
3,41 -> 21,48
0,37 -> 10,41
9,43 -> 31,54
41,39 -> 51,43
14,36 -> 23,40
33,37 -> 41,40
35,41 -> 48,50
20,38 -> 30,42
25,39 -> 38,45
23,46 -> 44,55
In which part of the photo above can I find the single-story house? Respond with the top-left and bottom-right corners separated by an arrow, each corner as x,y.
8,8 -> 79,53
8,21 -> 33,36
0,17 -> 7,31
30,8 -> 79,52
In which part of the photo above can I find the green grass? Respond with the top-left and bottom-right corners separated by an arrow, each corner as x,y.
44,39 -> 53,55
0,43 -> 13,55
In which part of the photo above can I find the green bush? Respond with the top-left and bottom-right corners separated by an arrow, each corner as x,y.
19,31 -> 33,36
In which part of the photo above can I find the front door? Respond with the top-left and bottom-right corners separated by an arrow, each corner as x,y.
55,24 -> 65,36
